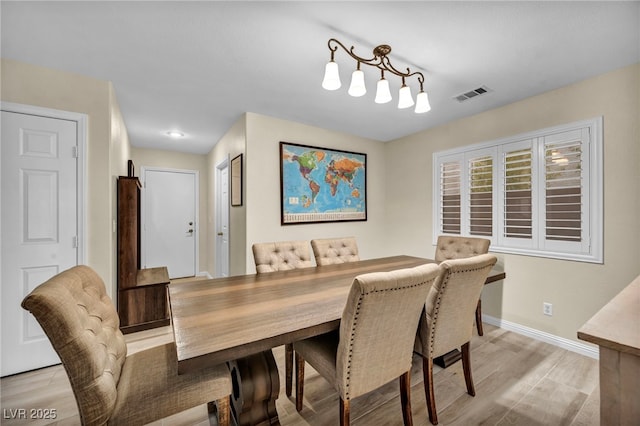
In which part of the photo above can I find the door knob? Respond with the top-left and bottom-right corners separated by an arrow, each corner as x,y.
217,232 -> 223,236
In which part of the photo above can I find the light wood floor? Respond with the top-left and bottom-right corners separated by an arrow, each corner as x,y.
0,323 -> 599,425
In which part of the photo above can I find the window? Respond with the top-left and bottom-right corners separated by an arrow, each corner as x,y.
433,118 -> 602,263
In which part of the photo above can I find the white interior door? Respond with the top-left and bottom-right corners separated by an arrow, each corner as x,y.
1,110 -> 78,376
142,168 -> 198,279
215,160 -> 229,278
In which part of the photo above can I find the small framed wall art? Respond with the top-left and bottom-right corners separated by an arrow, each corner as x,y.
231,154 -> 243,207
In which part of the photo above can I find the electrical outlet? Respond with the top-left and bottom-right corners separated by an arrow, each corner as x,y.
543,302 -> 553,316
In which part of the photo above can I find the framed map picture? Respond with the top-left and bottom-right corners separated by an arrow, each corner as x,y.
231,154 -> 242,206
280,141 -> 367,225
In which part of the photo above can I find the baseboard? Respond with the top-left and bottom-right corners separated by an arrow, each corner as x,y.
197,271 -> 213,279
482,314 -> 599,360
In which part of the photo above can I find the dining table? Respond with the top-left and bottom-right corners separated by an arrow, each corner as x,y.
168,255 -> 506,426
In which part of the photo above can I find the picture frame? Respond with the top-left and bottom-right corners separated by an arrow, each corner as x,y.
280,141 -> 367,225
231,154 -> 243,207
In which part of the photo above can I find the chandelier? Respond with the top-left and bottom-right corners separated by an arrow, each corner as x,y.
321,38 -> 431,113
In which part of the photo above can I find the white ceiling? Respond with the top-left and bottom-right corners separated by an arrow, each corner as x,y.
2,1 -> 639,154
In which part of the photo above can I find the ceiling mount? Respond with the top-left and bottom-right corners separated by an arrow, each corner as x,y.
322,38 -> 431,113
372,44 -> 392,57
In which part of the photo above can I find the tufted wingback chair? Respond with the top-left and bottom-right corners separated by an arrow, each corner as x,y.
252,240 -> 314,273
21,265 -> 231,426
252,240 -> 313,397
434,235 -> 490,263
435,235 -> 491,336
294,263 -> 441,426
414,254 -> 497,425
310,237 -> 360,266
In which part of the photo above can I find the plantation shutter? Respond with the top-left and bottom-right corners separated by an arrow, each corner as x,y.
542,128 -> 590,253
440,159 -> 461,234
504,146 -> 533,239
433,117 -> 601,263
468,155 -> 493,236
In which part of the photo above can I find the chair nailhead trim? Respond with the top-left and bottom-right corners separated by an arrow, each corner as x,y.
343,279 -> 431,398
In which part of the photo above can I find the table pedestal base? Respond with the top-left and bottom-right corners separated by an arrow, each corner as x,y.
228,350 -> 280,426
434,349 -> 462,369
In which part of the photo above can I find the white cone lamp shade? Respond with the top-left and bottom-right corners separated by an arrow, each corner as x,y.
348,69 -> 366,97
397,85 -> 414,109
322,61 -> 341,90
414,91 -> 431,113
375,78 -> 392,104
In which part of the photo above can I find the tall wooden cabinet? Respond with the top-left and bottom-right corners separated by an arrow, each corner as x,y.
117,176 -> 170,333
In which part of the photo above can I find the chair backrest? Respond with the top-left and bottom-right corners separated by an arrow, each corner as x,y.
335,263 -> 440,400
310,237 -> 360,266
434,235 -> 490,262
252,240 -> 313,273
21,265 -> 127,425
418,254 -> 497,359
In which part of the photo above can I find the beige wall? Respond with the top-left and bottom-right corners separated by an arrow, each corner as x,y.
1,58 -> 128,298
244,112 -> 387,273
207,115 -> 246,277
109,85 -> 131,296
385,63 -> 640,344
130,147 -> 210,276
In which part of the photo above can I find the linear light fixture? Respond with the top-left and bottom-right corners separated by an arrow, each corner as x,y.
322,38 -> 431,114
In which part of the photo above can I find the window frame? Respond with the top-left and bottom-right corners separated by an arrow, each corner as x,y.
432,117 -> 603,264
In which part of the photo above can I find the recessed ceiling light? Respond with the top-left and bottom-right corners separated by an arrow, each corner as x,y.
166,130 -> 185,138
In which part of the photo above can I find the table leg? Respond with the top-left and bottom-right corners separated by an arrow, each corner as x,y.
228,350 -> 281,426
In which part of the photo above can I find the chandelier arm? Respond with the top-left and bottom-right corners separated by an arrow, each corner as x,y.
328,38 -> 379,66
378,56 -> 425,85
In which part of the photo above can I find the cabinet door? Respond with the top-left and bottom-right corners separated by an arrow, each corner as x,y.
118,177 -> 140,289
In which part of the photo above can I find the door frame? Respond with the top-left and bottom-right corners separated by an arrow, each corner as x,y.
0,101 -> 87,265
0,102 -> 87,375
140,166 -> 200,276
215,157 -> 230,278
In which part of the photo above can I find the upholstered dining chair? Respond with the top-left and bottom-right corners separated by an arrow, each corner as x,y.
434,235 -> 491,336
252,240 -> 314,397
294,263 -> 441,426
310,236 -> 360,266
414,253 -> 497,425
252,240 -> 314,273
21,265 -> 232,426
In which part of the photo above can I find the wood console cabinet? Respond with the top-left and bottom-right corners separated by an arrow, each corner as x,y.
117,176 -> 170,334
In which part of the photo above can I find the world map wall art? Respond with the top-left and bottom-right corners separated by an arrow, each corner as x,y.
280,141 -> 367,225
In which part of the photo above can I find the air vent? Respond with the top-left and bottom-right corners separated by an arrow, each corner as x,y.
454,86 -> 491,102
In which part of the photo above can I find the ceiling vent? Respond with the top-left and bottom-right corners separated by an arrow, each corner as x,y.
454,86 -> 491,102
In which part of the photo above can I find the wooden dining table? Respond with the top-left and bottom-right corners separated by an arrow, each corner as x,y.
168,255 -> 505,426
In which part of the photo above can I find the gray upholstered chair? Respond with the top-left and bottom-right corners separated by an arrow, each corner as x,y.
294,263 -> 441,426
21,265 -> 231,426
310,236 -> 360,266
252,240 -> 313,397
414,254 -> 497,425
252,240 -> 314,273
434,235 -> 491,335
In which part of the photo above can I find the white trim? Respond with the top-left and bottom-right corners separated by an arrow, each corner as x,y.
483,314 -> 599,359
197,271 -> 213,279
215,157 -> 230,278
1,101 -> 88,266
